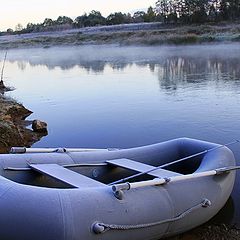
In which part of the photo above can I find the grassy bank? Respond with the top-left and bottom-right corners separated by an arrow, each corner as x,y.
1,22 -> 240,49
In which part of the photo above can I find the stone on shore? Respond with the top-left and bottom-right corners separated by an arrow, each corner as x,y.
32,120 -> 48,133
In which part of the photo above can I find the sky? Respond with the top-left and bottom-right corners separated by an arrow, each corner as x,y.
0,0 -> 156,31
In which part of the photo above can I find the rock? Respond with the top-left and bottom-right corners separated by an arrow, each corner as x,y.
32,120 -> 48,133
0,96 -> 48,153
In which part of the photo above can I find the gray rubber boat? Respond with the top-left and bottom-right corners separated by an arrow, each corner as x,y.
0,138 -> 236,240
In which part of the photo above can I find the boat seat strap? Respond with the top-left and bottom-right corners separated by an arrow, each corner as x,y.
29,164 -> 105,188
106,159 -> 182,178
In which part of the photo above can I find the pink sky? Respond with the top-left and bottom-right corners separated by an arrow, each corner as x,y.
0,0 -> 156,31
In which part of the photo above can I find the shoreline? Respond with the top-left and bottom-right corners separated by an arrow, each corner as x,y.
0,93 -> 46,153
0,22 -> 240,49
167,223 -> 239,240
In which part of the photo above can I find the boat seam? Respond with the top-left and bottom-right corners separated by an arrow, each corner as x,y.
57,191 -> 67,240
162,186 -> 175,234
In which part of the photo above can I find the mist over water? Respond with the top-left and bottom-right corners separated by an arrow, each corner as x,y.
1,43 -> 240,224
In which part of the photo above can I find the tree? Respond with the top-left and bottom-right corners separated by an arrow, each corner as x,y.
155,0 -> 176,22
228,0 -> 240,20
15,23 -> 23,32
74,14 -> 88,27
155,0 -> 220,23
6,28 -> 13,34
133,11 -> 146,22
191,4 -> 208,23
124,13 -> 133,23
86,10 -> 106,26
56,16 -> 73,25
106,12 -> 133,25
26,23 -> 35,32
208,4 -> 218,21
107,12 -> 126,25
43,18 -> 54,27
143,6 -> 156,22
74,11 -> 106,27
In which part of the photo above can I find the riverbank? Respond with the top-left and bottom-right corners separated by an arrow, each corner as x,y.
168,223 -> 239,240
0,94 -> 46,153
1,22 -> 240,49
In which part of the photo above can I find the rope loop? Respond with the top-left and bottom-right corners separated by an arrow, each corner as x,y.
92,198 -> 211,234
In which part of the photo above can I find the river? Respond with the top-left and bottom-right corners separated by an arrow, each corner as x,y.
1,43 -> 240,226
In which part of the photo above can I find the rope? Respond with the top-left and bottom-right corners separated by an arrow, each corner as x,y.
92,199 -> 211,234
109,140 -> 240,185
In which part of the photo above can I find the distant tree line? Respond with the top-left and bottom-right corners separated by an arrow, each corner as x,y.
155,0 -> 240,23
3,7 -> 158,35
2,1 -> 240,35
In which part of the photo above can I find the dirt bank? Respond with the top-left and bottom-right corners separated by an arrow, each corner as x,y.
1,22 -> 240,49
167,223 -> 239,240
0,94 -> 46,153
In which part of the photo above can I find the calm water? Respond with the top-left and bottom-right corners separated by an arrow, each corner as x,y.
1,44 -> 240,224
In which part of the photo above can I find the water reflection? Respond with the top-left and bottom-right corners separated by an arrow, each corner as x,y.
4,44 -> 240,92
156,57 -> 240,92
9,56 -> 240,93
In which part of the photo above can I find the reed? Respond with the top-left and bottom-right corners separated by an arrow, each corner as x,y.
0,50 -> 8,88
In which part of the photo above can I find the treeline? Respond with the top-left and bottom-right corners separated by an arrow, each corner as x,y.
155,0 -> 240,23
5,8 -> 157,34
3,1 -> 240,35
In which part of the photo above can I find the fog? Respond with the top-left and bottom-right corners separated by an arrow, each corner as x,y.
2,43 -> 240,71
2,44 -> 240,93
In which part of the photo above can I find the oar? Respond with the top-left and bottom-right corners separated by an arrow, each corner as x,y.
10,147 -> 110,154
109,140 -> 240,185
112,165 -> 240,199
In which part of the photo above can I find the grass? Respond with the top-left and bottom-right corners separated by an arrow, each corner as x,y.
1,22 -> 240,49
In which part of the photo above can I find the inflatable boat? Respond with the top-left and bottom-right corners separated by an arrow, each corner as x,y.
0,138 -> 237,240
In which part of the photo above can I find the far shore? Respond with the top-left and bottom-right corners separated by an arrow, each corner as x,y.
1,22 -> 240,49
